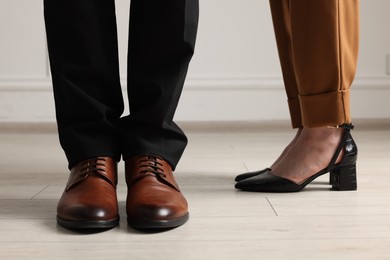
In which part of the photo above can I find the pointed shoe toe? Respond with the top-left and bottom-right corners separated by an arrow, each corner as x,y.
235,171 -> 303,192
234,168 -> 271,182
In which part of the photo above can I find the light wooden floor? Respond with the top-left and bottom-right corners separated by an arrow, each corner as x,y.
0,121 -> 389,260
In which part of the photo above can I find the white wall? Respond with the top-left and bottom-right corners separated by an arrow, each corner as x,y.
1,0 -> 390,122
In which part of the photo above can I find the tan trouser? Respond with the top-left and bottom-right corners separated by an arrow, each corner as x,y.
270,0 -> 359,128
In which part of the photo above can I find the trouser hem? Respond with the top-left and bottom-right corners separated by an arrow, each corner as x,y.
299,90 -> 351,128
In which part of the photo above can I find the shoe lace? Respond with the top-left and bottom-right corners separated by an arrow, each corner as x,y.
80,157 -> 107,175
132,155 -> 181,192
66,157 -> 115,191
72,157 -> 115,188
138,155 -> 167,179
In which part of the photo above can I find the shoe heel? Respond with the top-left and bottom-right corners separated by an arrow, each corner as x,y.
331,164 -> 357,191
329,172 -> 335,185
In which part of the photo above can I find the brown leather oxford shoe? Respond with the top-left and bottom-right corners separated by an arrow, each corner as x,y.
57,157 -> 119,229
125,155 -> 189,229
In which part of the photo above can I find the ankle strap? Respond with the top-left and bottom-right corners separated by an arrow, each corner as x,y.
338,124 -> 354,130
326,123 -> 354,171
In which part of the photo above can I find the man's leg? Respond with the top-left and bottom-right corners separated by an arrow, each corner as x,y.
45,0 -> 124,168
120,0 -> 199,169
121,0 -> 199,229
44,0 -> 123,229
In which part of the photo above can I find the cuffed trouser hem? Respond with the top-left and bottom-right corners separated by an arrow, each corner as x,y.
299,90 -> 351,128
288,98 -> 303,129
64,137 -> 121,170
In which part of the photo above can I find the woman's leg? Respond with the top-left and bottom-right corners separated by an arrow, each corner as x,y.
270,0 -> 301,129
269,0 -> 302,169
292,0 -> 359,127
271,0 -> 359,183
235,0 -> 302,182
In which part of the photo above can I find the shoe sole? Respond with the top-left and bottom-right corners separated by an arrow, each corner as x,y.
57,216 -> 120,229
127,213 -> 189,229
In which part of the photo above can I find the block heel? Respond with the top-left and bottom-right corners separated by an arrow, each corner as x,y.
331,163 -> 357,191
329,171 -> 335,185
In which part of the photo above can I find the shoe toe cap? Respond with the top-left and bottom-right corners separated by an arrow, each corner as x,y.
58,203 -> 117,221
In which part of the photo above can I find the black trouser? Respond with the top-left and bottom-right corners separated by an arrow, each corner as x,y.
44,0 -> 199,169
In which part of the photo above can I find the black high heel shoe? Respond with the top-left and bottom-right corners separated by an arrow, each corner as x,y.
235,168 -> 335,185
235,124 -> 357,192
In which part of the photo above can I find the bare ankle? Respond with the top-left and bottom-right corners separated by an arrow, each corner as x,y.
301,127 -> 343,144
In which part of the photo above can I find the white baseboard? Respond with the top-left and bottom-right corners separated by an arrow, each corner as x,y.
0,76 -> 390,122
